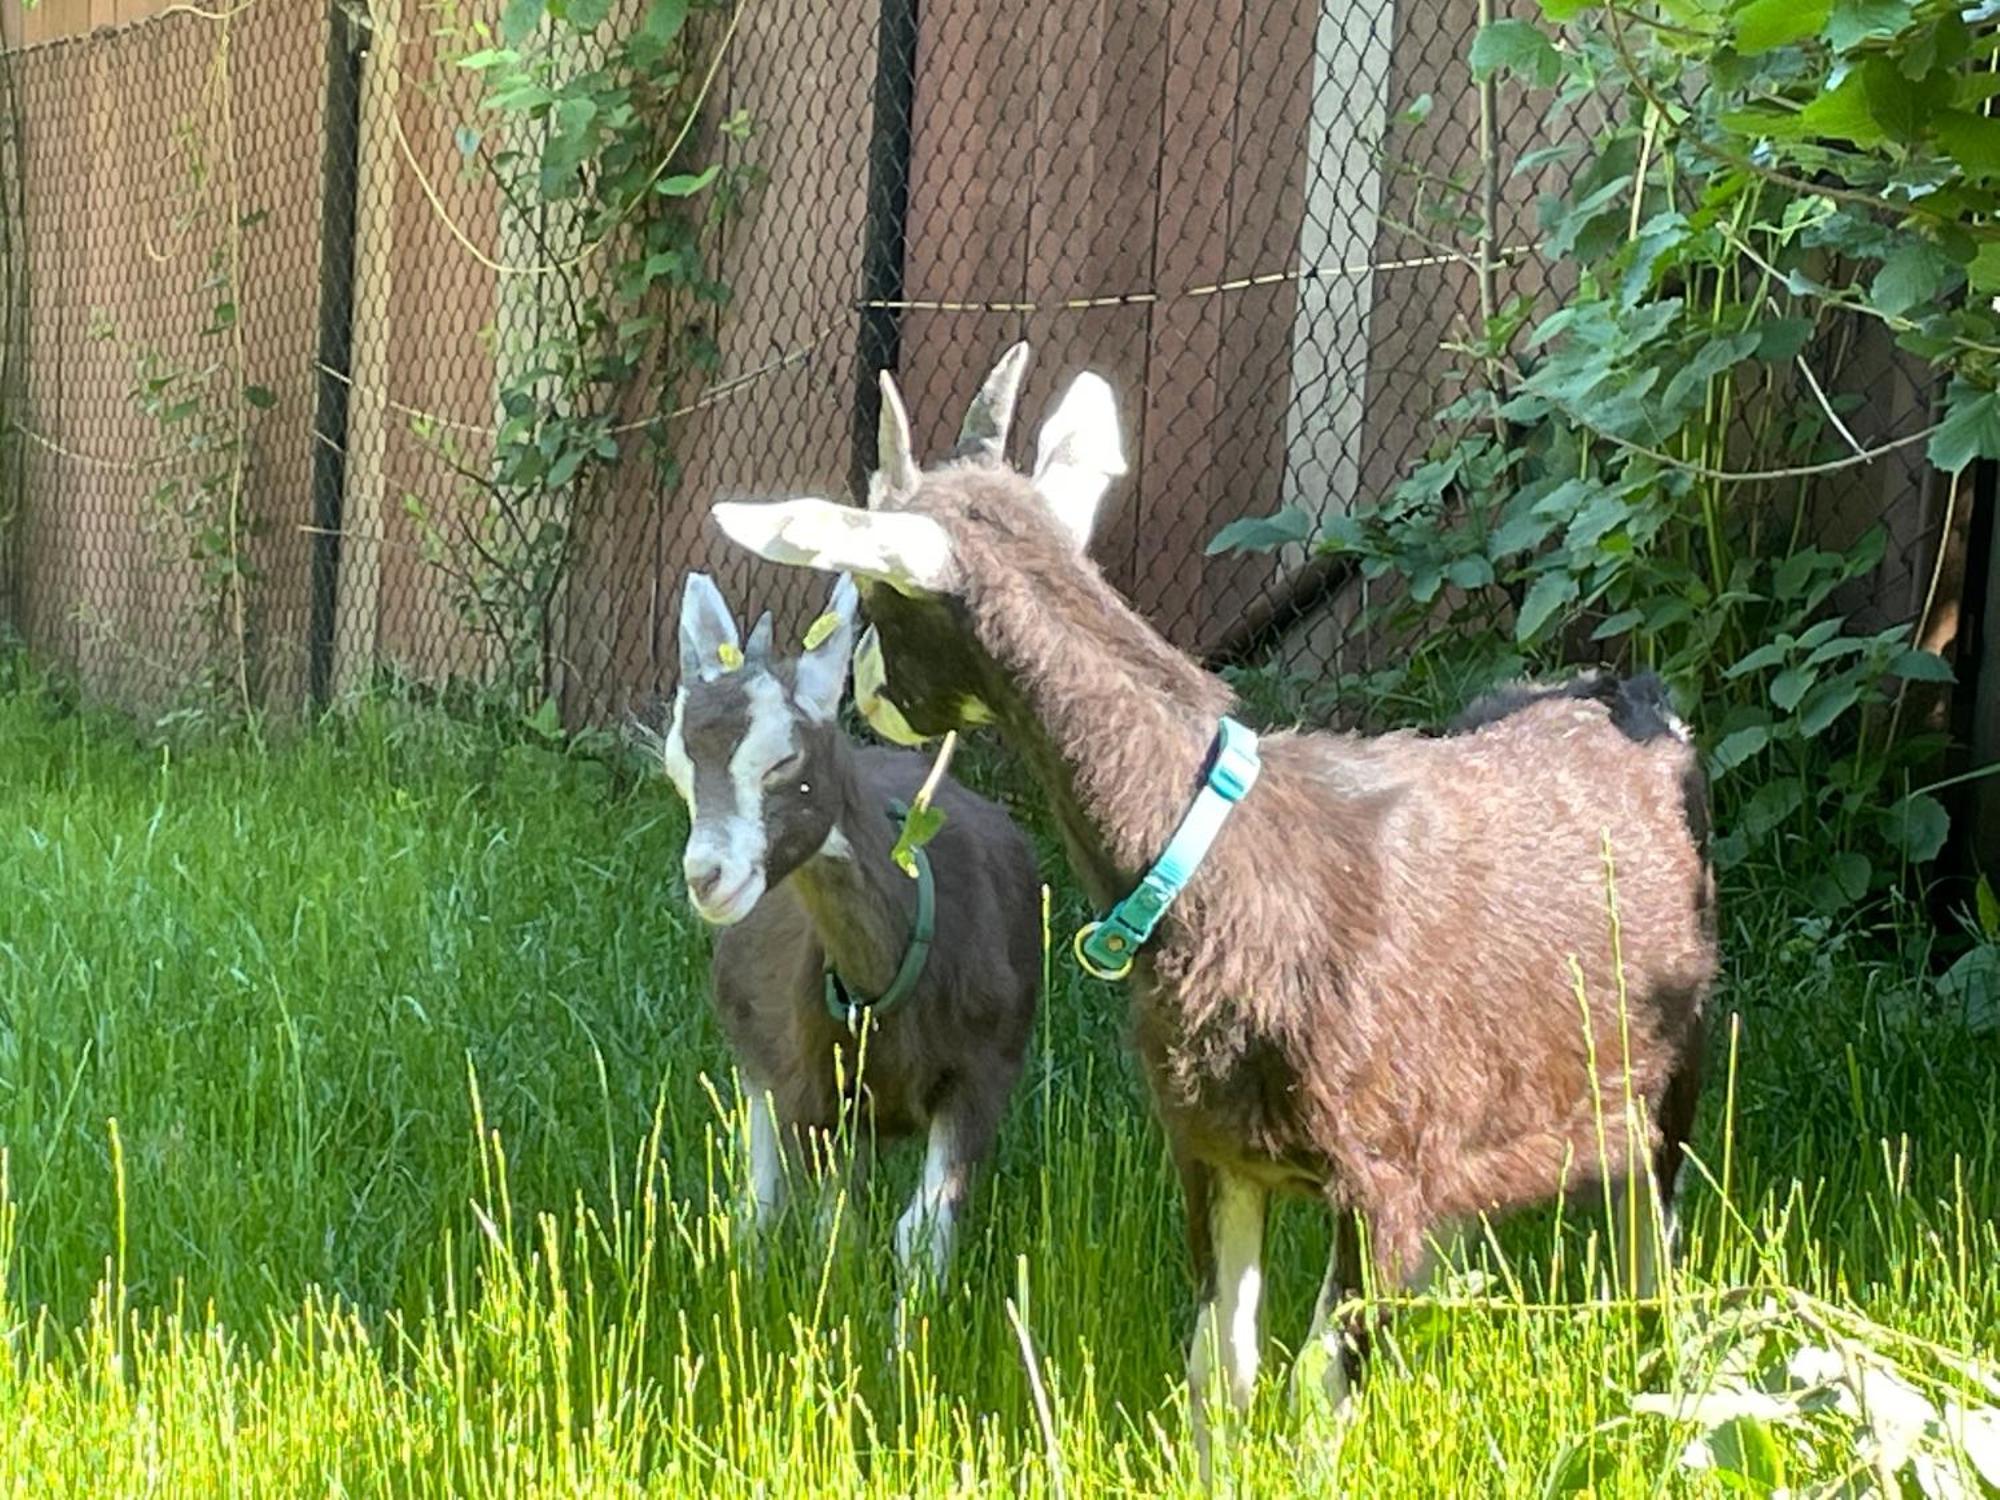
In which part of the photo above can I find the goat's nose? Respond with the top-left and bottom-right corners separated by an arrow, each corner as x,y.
684,856 -> 724,905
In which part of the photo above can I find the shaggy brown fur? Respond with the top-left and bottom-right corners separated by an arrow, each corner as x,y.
865,467 -> 1713,1267
713,350 -> 1716,1433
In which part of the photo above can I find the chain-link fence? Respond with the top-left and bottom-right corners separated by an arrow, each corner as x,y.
0,0 -> 1963,729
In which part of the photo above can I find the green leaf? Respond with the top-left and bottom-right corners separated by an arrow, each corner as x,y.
1885,792 -> 1949,862
1771,664 -> 1818,712
1824,0 -> 1915,53
1928,382 -> 2000,473
1591,608 -> 1644,640
1447,555 -> 1496,590
1976,874 -> 2000,938
1735,0 -> 1829,54
458,47 -> 516,70
655,163 -> 723,197
1744,778 -> 1804,836
524,697 -> 563,741
1538,0 -> 1594,17
1830,850 -> 1874,902
565,0 -> 612,28
642,0 -> 689,43
1890,648 -> 1954,683
1540,1427 -> 1623,1497
1934,109 -> 2000,181
1207,506 -> 1313,556
242,384 -> 276,410
1858,55 -> 1938,145
1774,549 -> 1822,600
546,447 -> 586,491
1515,571 -> 1579,642
1488,505 -> 1558,560
1787,70 -> 1885,147
890,802 -> 947,878
1798,680 -> 1862,737
1397,93 -> 1434,126
1711,725 -> 1771,771
1754,316 -> 1815,362
1470,19 -> 1561,89
1871,240 -> 1954,317
1969,244 -> 2000,297
500,0 -> 544,45
1701,1414 -> 1788,1492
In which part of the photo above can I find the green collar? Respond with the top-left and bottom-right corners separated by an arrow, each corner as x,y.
823,799 -> 936,1031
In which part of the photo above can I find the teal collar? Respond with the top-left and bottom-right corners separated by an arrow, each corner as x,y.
823,799 -> 936,1030
1074,717 -> 1261,980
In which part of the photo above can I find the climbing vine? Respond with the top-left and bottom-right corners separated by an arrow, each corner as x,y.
415,0 -> 759,712
102,36 -> 266,719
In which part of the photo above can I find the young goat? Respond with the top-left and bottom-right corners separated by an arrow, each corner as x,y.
649,570 -> 1041,1306
711,347 -> 1717,1448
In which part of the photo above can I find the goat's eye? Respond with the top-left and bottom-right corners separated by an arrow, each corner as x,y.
764,753 -> 804,786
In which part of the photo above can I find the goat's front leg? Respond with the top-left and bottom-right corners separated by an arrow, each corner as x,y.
811,1126 -> 874,1248
739,1080 -> 789,1234
1187,1166 -> 1267,1471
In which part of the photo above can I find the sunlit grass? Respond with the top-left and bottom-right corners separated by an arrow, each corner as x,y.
0,681 -> 1992,1494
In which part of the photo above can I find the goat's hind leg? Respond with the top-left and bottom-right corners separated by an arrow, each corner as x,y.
1608,1051 -> 1702,1300
1291,1209 -> 1362,1420
890,1081 -> 998,1351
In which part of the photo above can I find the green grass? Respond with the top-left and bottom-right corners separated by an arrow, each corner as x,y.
0,681 -> 1993,1494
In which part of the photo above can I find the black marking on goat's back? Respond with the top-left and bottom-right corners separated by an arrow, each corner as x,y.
1449,669 -> 1712,861
1447,669 -> 1681,745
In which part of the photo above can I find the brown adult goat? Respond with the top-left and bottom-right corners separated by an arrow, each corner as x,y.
709,345 -> 1716,1449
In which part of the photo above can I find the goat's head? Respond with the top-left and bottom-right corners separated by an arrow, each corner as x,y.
655,571 -> 859,926
711,343 -> 1125,744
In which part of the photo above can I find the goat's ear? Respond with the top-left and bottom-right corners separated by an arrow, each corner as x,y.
870,371 -> 920,506
952,341 -> 1031,466
793,574 -> 859,722
744,610 -> 776,667
678,571 -> 741,683
1032,371 -> 1126,550
711,499 -> 957,596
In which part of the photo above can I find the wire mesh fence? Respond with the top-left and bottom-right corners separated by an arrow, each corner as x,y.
0,0 -> 1960,729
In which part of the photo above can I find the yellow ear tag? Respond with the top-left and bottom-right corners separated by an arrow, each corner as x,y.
715,642 -> 743,671
802,612 -> 841,651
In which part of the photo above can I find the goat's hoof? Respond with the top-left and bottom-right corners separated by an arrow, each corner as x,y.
1289,1341 -> 1358,1428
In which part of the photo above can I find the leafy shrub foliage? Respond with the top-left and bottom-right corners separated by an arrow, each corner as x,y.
1217,0 -> 2000,908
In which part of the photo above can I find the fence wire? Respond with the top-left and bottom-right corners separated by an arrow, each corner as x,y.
0,0 -> 1954,728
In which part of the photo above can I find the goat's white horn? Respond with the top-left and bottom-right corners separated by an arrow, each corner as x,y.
745,610 -> 775,664
877,371 -> 920,495
952,341 -> 1031,465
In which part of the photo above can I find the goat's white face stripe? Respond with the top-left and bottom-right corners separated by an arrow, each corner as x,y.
662,691 -> 695,805
672,673 -> 799,923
